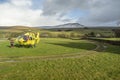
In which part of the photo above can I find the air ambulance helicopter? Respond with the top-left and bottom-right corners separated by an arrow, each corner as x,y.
15,30 -> 40,48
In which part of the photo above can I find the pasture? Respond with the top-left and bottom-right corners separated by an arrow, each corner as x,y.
0,38 -> 96,57
101,38 -> 120,41
0,38 -> 120,80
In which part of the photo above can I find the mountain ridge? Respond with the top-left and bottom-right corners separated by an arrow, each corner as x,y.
38,23 -> 84,29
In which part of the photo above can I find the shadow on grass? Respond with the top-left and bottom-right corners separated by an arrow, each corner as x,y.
7,44 -> 35,48
93,41 -> 120,54
46,42 -> 120,54
46,42 -> 96,50
104,45 -> 120,54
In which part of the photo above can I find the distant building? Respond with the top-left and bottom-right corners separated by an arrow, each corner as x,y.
96,34 -> 101,37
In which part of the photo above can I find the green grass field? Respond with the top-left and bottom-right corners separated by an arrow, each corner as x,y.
101,38 -> 120,41
0,38 -> 96,57
0,38 -> 120,80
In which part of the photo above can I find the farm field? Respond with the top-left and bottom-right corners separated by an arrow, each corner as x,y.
100,38 -> 120,41
0,38 -> 120,80
0,38 -> 96,57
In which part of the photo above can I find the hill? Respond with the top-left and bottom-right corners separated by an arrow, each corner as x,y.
0,26 -> 40,33
54,23 -> 84,28
38,23 -> 84,29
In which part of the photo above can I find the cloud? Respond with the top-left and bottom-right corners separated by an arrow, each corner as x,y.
84,0 -> 120,24
10,0 -> 32,7
42,0 -> 120,26
0,0 -> 65,26
1,0 -> 120,26
42,0 -> 89,16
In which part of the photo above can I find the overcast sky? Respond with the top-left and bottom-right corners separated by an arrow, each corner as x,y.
0,0 -> 120,27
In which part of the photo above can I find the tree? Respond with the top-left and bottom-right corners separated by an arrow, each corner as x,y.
112,29 -> 120,37
89,32 -> 95,37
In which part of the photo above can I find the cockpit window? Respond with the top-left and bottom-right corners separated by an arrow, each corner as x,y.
23,35 -> 29,41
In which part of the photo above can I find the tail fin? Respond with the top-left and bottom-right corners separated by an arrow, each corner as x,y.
35,32 -> 40,44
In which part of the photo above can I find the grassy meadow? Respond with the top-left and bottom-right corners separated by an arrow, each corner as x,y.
0,26 -> 120,80
0,53 -> 120,80
101,38 -> 120,41
0,38 -> 120,80
0,38 -> 96,57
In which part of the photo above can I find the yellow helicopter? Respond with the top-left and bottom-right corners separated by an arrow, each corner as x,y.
15,31 -> 40,47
